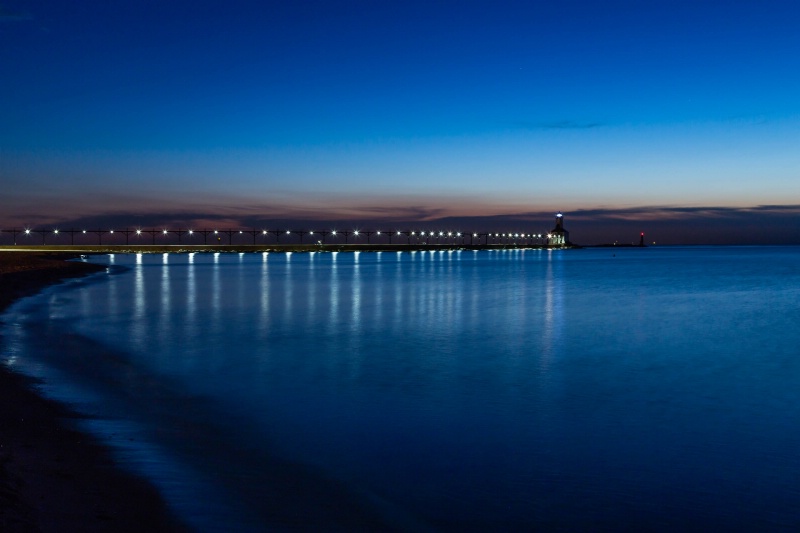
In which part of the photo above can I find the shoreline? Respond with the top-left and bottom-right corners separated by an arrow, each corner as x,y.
0,252 -> 186,531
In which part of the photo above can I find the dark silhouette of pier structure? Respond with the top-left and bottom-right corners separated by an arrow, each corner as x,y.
0,214 -> 576,250
1,228 -> 551,246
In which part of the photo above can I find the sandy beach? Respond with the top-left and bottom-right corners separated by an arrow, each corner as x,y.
0,252 -> 185,532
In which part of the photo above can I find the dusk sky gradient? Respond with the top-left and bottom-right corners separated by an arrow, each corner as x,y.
2,0 -> 799,243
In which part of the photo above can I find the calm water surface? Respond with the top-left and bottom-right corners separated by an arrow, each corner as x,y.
4,247 -> 800,531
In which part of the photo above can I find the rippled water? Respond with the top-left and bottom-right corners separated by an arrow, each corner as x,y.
4,247 -> 800,531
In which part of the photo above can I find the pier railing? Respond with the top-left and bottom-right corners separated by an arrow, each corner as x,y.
0,228 -> 558,247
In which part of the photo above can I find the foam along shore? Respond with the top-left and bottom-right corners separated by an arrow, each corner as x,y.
0,252 -> 186,532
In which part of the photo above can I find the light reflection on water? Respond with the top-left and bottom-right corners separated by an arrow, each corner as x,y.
186,253 -> 197,345
4,247 -> 800,531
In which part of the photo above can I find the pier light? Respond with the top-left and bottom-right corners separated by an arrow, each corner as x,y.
377,231 -> 381,235
163,229 -> 168,234
411,231 -> 415,235
332,231 -> 337,235
309,231 -> 314,235
136,229 -> 142,235
53,229 -> 59,234
439,231 -> 444,236
82,230 -> 87,234
110,230 -> 114,234
457,232 -> 461,236
214,230 -> 218,234
262,230 -> 267,235
25,229 -> 31,235
473,233 -> 478,237
354,230 -> 360,236
447,232 -> 452,236
189,230 -> 193,235
286,230 -> 290,234
397,231 -> 401,235
239,231 -> 243,234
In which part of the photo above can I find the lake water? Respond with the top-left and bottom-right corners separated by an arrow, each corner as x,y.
3,247 -> 800,531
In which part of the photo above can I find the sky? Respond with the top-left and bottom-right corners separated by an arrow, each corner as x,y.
1,0 -> 799,244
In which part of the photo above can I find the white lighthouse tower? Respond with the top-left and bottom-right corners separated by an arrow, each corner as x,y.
549,212 -> 570,246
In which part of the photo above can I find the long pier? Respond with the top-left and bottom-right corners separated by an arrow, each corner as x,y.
0,228 -> 567,249
0,243 -> 575,254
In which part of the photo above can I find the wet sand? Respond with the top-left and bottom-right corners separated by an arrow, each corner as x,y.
0,252 -> 186,532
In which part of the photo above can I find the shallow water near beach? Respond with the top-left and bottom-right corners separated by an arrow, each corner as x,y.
4,246 -> 800,531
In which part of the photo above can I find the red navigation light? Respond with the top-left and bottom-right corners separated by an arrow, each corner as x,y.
641,232 -> 645,236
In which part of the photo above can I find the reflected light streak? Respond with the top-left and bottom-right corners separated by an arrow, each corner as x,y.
211,252 -> 221,333
328,252 -> 339,336
283,250 -> 293,321
348,250 -> 363,378
393,252 -> 405,334
160,254 -> 171,343
259,252 -> 270,339
541,255 -> 564,371
187,252 -> 197,341
132,255 -> 145,352
307,251 -> 316,328
107,259 -> 118,319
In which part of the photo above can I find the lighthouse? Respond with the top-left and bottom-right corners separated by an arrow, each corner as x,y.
549,212 -> 570,246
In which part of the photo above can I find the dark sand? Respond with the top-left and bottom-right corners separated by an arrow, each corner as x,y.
0,252 -> 186,532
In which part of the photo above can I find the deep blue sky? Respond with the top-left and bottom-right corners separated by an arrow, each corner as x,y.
2,0 -> 799,243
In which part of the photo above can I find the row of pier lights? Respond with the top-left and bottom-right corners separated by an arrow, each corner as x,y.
0,228 -> 564,247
